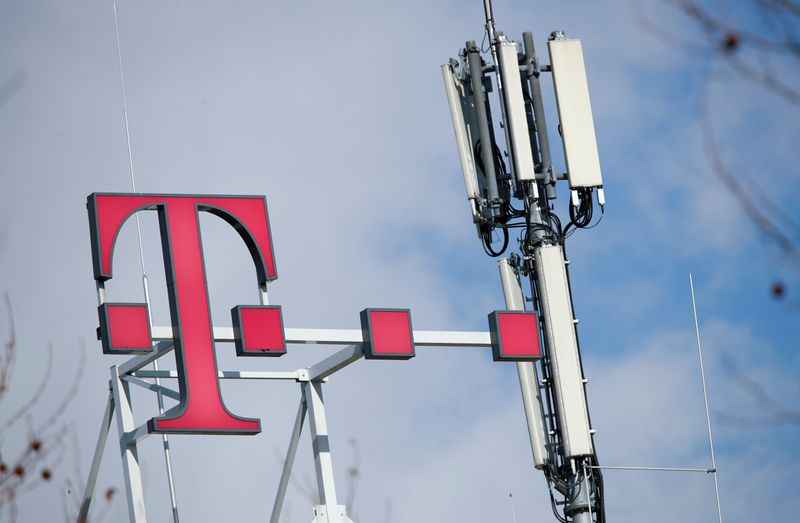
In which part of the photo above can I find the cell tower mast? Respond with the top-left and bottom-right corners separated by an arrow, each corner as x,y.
442,1 -> 606,521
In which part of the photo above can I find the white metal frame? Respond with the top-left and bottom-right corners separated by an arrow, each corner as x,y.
79,327 -> 493,523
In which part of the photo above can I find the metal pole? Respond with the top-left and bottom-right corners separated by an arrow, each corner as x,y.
522,32 -> 554,192
567,463 -> 594,523
689,274 -> 723,523
259,283 -> 269,306
482,0 -> 497,44
142,277 -> 180,522
269,397 -> 307,523
111,0 -> 180,516
77,391 -> 115,522
466,41 -> 500,207
110,365 -> 147,522
583,463 -> 594,522
303,381 -> 353,523
304,381 -> 339,506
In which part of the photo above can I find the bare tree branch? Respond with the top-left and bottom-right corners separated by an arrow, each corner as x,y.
0,345 -> 53,433
700,88 -> 800,268
0,298 -> 114,521
717,355 -> 800,427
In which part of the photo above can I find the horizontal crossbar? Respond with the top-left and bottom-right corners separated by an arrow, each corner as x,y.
588,465 -> 714,473
133,370 -> 302,380
150,326 -> 491,347
118,329 -> 492,380
121,374 -> 181,400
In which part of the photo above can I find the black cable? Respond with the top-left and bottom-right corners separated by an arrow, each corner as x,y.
492,142 -> 508,180
564,188 -> 595,238
481,226 -> 509,257
545,474 -> 569,523
590,454 -> 607,523
549,212 -> 563,237
474,139 -> 509,182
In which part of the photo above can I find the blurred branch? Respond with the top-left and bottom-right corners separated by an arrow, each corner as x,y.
272,447 -> 317,509
700,89 -> 800,269
725,52 -> 800,104
669,0 -> 800,104
0,71 -> 25,108
673,0 -> 800,55
0,297 -> 114,521
37,342 -> 86,434
343,437 -> 361,517
641,0 -> 800,290
67,433 -> 115,523
272,435 -> 368,521
0,345 -> 53,433
632,1 -> 708,52
717,355 -> 800,427
0,295 -> 16,402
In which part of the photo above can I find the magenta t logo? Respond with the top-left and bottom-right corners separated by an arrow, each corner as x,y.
87,192 -> 542,437
87,193 -> 281,435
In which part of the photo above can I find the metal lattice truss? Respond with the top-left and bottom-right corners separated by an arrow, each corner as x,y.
78,326 -> 493,523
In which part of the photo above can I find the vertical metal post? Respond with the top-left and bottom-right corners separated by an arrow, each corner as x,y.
303,380 -> 351,523
522,31 -> 555,195
482,0 -> 497,43
304,381 -> 338,505
95,281 -> 107,305
112,0 -> 179,514
466,41 -> 500,207
481,0 -> 503,86
498,258 -> 550,468
269,397 -> 307,523
78,390 -> 115,522
110,365 -> 147,522
142,276 -> 180,522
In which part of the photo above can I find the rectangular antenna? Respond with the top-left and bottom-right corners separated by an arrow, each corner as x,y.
535,244 -> 594,458
498,259 -> 550,469
497,40 -> 537,183
442,63 -> 481,204
548,37 -> 603,189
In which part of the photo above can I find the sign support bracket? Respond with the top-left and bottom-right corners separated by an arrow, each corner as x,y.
77,390 -> 115,522
304,379 -> 353,523
111,364 -> 147,522
269,397 -> 308,523
79,327 -> 496,522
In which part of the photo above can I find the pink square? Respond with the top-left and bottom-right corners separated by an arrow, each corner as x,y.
105,304 -> 151,351
232,305 -> 286,356
361,309 -> 414,359
490,311 -> 541,361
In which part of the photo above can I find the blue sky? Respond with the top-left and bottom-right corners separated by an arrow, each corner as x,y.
1,0 -> 798,521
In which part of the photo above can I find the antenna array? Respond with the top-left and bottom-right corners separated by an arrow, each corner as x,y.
442,1 -> 605,521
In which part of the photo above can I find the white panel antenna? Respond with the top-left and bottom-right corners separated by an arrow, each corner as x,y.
534,244 -> 594,458
498,259 -> 550,469
497,39 -> 537,183
442,6 -> 608,519
441,63 -> 481,220
548,36 -> 603,189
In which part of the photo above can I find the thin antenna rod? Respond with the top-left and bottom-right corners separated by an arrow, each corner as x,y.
588,465 -> 712,473
111,0 -> 145,271
689,273 -> 723,523
482,0 -> 497,42
111,1 -> 180,520
509,493 -> 518,523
